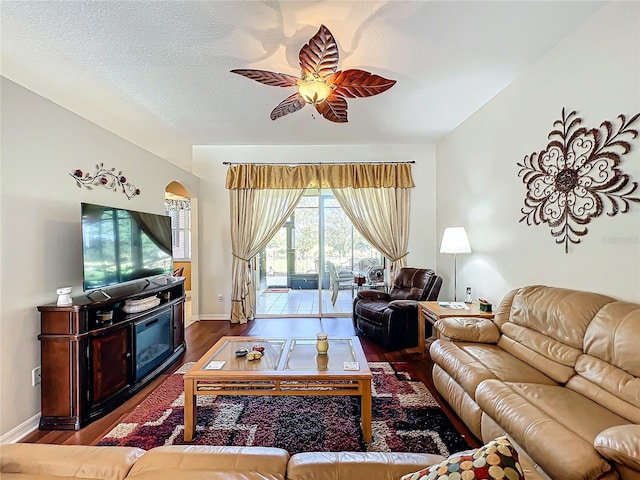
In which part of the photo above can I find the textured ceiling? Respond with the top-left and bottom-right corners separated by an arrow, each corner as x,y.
1,1 -> 606,170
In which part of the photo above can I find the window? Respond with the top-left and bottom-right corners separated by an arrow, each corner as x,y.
166,202 -> 191,260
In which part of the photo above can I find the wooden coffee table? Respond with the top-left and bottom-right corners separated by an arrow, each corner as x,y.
183,336 -> 373,443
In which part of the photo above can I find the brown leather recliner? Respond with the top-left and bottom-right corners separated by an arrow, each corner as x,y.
352,268 -> 442,350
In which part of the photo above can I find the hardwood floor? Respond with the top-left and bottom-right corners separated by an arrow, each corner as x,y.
19,318 -> 481,449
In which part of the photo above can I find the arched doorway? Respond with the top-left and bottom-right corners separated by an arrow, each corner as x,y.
165,181 -> 196,325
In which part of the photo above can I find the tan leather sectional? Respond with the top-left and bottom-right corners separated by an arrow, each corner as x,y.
430,285 -> 640,480
0,443 -> 446,480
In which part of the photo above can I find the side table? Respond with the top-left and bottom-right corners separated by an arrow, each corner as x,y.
417,301 -> 495,353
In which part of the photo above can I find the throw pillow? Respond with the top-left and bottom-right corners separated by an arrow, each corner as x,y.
401,436 -> 525,480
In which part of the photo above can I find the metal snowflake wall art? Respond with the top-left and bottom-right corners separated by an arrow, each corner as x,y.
71,163 -> 140,200
517,108 -> 639,253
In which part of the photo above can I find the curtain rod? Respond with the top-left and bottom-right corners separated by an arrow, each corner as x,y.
222,160 -> 415,165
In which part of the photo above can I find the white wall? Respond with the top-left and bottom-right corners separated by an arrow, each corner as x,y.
436,1 -> 640,304
0,77 -> 199,440
192,144 -> 437,317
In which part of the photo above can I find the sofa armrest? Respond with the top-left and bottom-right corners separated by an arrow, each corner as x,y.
357,290 -> 390,301
127,446 -> 289,480
435,317 -> 500,343
0,443 -> 145,480
388,299 -> 417,310
287,451 -> 446,480
594,425 -> 640,472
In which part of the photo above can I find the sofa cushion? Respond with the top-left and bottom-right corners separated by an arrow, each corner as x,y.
496,335 -> 576,384
432,365 -> 485,439
495,286 -> 615,348
594,425 -> 640,472
582,302 -> 640,377
476,380 -> 627,480
435,317 -> 501,344
493,286 -> 615,383
126,446 -> 289,480
574,301 -> 640,417
400,436 -> 524,480
429,340 -> 557,400
568,364 -> 640,425
287,452 -> 446,480
480,415 -> 552,480
0,444 -> 145,480
388,268 -> 434,301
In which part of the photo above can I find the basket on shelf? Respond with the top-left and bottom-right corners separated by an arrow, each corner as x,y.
122,296 -> 161,314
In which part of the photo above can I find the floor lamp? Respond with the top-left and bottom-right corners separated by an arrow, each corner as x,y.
440,227 -> 471,301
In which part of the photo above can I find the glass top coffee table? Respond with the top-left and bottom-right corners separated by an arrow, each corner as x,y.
183,336 -> 372,443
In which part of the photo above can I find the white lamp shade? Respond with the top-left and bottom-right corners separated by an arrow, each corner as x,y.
440,227 -> 471,254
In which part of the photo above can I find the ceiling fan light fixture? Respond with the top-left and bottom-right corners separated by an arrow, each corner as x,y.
231,24 -> 396,123
298,79 -> 331,105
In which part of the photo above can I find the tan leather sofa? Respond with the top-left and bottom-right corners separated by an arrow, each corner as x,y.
430,285 -> 640,480
0,443 -> 446,480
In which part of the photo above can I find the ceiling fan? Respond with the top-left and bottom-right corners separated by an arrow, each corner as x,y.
231,25 -> 396,123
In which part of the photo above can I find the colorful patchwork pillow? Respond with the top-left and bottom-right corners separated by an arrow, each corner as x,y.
401,436 -> 525,480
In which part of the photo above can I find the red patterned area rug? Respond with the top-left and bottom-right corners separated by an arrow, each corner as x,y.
98,362 -> 470,456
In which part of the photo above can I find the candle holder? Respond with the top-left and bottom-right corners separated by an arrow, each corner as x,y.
316,333 -> 329,355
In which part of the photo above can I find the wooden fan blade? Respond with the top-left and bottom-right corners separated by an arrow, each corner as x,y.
315,94 -> 348,123
270,93 -> 306,120
329,69 -> 396,98
299,25 -> 339,80
231,69 -> 299,88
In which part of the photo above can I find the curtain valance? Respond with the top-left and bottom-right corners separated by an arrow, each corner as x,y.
225,163 -> 414,190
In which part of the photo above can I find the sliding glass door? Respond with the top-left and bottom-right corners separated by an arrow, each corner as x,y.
255,189 -> 383,317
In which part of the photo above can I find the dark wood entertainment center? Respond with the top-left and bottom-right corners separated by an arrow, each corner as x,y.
37,278 -> 186,430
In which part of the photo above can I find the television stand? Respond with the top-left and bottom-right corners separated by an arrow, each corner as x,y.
37,278 -> 186,430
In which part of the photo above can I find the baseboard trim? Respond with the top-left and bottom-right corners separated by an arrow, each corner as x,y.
1,413 -> 40,443
196,314 -> 229,321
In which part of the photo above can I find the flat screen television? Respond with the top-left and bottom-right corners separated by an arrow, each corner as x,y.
81,203 -> 173,291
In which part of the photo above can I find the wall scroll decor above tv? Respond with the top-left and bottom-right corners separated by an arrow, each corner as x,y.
71,163 -> 140,200
81,203 -> 173,292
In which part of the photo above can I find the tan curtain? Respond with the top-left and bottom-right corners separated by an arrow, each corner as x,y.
229,188 -> 304,323
332,187 -> 410,276
226,163 -> 414,189
226,162 -> 413,322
